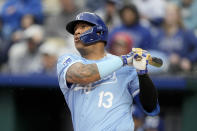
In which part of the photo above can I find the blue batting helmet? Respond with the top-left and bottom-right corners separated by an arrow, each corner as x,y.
66,12 -> 108,45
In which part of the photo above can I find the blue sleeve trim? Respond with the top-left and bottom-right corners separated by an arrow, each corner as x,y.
134,94 -> 160,116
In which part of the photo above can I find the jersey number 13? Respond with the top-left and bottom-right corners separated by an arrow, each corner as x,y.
98,91 -> 114,108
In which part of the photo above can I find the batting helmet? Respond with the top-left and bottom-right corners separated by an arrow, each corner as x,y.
66,12 -> 108,45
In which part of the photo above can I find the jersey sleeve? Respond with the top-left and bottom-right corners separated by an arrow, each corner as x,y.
57,54 -> 82,91
128,69 -> 140,98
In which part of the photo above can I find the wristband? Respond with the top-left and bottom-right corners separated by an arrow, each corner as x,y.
96,56 -> 123,78
121,55 -> 128,65
137,70 -> 148,75
121,52 -> 134,66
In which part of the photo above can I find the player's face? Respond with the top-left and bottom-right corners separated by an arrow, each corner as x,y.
73,22 -> 92,49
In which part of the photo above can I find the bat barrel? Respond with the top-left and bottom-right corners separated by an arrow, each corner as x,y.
149,57 -> 163,67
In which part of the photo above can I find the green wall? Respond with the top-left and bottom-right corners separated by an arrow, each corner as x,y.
182,79 -> 197,131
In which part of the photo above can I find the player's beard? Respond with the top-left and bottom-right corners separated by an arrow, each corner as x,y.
77,47 -> 92,57
75,41 -> 95,58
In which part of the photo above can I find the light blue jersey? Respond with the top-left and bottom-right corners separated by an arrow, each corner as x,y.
57,53 -> 158,131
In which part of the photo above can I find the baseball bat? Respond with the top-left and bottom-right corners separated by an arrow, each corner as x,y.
132,48 -> 163,67
135,55 -> 163,67
148,56 -> 163,67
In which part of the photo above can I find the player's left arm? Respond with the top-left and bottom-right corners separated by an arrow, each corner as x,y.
136,74 -> 160,115
131,49 -> 160,115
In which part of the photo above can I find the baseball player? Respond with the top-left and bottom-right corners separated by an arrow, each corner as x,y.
57,12 -> 160,131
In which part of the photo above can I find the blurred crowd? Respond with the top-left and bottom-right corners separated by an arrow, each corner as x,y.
0,0 -> 194,130
0,0 -> 197,76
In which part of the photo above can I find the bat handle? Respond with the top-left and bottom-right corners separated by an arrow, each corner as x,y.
149,57 -> 163,67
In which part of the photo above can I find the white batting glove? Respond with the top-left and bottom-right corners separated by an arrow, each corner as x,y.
132,48 -> 150,75
121,48 -> 150,75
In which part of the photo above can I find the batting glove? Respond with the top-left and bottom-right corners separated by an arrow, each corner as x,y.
121,52 -> 134,66
132,48 -> 150,75
121,48 -> 145,66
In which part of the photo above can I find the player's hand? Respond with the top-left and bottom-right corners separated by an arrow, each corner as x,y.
121,51 -> 134,66
132,48 -> 150,75
121,48 -> 150,74
121,48 -> 145,66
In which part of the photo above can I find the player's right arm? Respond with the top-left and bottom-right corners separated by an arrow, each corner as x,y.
66,62 -> 100,84
59,49 -> 146,85
66,54 -> 126,84
57,54 -> 125,85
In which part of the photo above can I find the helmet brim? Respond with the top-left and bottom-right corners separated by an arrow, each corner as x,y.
66,20 -> 95,35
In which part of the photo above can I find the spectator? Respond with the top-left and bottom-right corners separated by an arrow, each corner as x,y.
131,0 -> 167,27
0,13 -> 39,73
11,14 -> 36,44
152,3 -> 197,74
176,0 -> 197,31
38,38 -> 64,76
108,4 -> 153,50
95,0 -> 121,31
44,0 -> 84,39
107,32 -> 133,55
42,0 -> 62,15
0,0 -> 43,41
8,25 -> 44,74
0,0 -> 43,71
44,0 -> 83,56
85,0 -> 106,11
